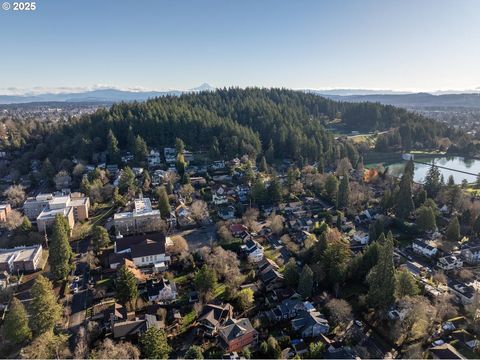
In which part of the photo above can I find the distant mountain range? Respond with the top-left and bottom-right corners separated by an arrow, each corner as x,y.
308,91 -> 480,109
2,84 -> 480,108
0,83 -> 216,104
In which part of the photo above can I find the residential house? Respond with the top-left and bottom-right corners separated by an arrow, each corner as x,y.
114,198 -> 161,235
241,239 -> 264,263
112,233 -> 170,272
198,303 -> 234,336
291,309 -> 330,337
352,230 -> 369,245
257,258 -> 284,291
175,203 -> 196,228
146,278 -> 177,303
218,318 -> 258,353
229,223 -> 248,238
270,299 -> 309,321
437,255 -> 463,271
164,147 -> 176,164
412,239 -> 438,258
147,150 -> 161,168
218,206 -> 235,220
448,278 -> 475,304
429,343 -> 465,359
461,243 -> 480,265
213,185 -> 229,205
113,314 -> 161,340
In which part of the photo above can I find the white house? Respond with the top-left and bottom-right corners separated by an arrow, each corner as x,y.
291,310 -> 330,338
213,185 -> 229,205
353,230 -> 369,245
147,150 -> 162,168
113,233 -> 170,272
437,255 -> 463,271
146,278 -> 177,303
412,239 -> 438,258
461,244 -> 480,265
242,239 -> 264,263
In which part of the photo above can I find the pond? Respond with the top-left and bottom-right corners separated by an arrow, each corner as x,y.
386,156 -> 480,184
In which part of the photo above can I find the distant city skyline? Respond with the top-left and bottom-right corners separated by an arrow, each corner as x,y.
1,0 -> 479,93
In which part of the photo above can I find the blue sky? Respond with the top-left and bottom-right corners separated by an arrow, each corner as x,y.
1,0 -> 479,93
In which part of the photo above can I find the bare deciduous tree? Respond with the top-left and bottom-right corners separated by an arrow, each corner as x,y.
268,213 -> 284,235
191,200 -> 209,222
242,208 -> 259,232
325,298 -> 353,327
3,185 -> 26,208
90,339 -> 140,359
1,209 -> 23,230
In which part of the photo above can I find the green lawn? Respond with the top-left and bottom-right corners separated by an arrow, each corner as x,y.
179,309 -> 197,334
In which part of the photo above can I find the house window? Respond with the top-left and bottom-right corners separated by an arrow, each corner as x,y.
142,257 -> 145,262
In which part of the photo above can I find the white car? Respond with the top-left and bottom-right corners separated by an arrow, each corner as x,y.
74,276 -> 80,282
73,286 -> 79,293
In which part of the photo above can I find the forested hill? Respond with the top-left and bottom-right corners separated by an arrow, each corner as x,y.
1,88 -> 466,168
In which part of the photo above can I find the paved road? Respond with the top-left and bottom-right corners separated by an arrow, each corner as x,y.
67,237 -> 91,350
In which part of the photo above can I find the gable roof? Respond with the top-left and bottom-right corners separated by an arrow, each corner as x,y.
429,344 -> 465,359
131,239 -> 166,258
219,318 -> 256,342
115,232 -> 166,253
199,303 -> 233,327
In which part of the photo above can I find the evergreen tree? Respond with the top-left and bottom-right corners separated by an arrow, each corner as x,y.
394,174 -> 414,220
416,205 -> 437,232
118,166 -> 136,194
209,137 -> 220,159
4,297 -> 32,344
140,327 -> 171,359
92,225 -> 110,253
415,188 -> 427,207
156,186 -> 171,218
30,275 -> 62,335
116,264 -> 139,304
446,216 -> 461,242
474,214 -> 480,235
185,345 -> 204,360
404,159 -> 415,182
336,175 -> 350,209
175,137 -> 185,154
298,264 -> 314,298
367,233 -> 395,309
259,156 -> 268,172
107,129 -> 120,162
424,164 -> 442,198
322,238 -> 351,291
381,189 -> 393,211
265,139 -> 275,163
133,135 -> 148,163
267,175 -> 283,204
19,216 -> 32,233
49,214 -> 72,280
317,157 -> 324,174
368,223 -> 377,242
176,153 -> 187,177
251,177 -> 267,205
194,264 -> 217,295
395,269 -> 420,298
283,259 -> 299,289
325,174 -> 339,202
